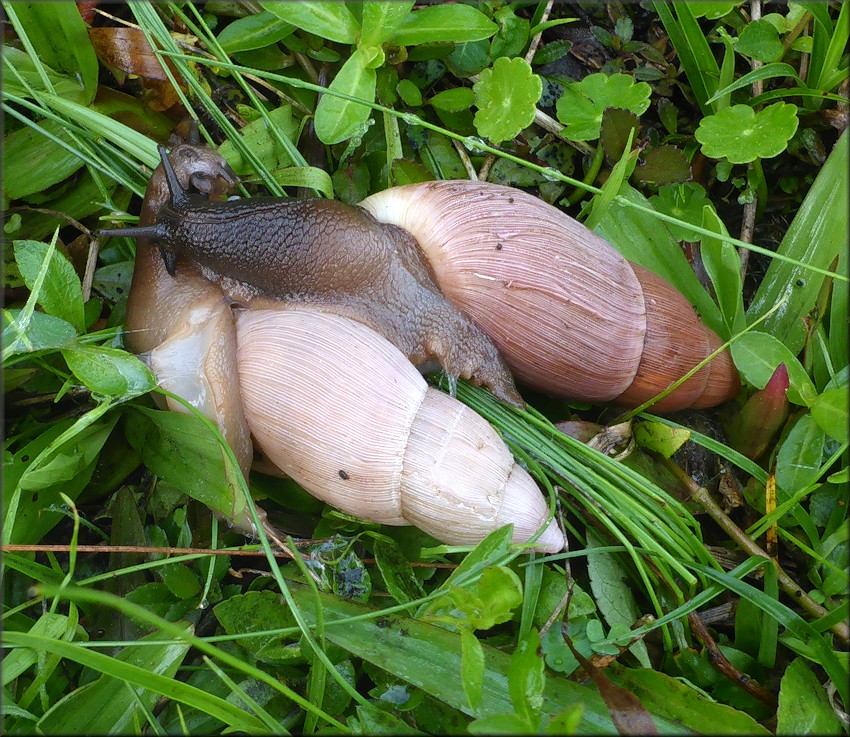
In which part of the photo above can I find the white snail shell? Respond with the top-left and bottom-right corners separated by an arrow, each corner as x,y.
234,308 -> 564,553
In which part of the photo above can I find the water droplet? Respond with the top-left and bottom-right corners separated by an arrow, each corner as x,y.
445,373 -> 458,398
198,599 -> 208,610
463,136 -> 486,152
541,167 -> 561,182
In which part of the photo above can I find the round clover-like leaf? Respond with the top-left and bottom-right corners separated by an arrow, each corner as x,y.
555,72 -> 651,142
473,56 -> 542,144
690,2 -> 741,19
695,102 -> 799,164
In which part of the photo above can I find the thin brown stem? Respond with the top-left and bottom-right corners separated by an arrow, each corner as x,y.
452,138 -> 479,180
2,543 -> 458,568
661,457 -> 850,644
688,611 -> 778,707
739,195 -> 756,281
525,0 -> 555,64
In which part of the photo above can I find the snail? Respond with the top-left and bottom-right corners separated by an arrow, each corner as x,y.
105,149 -> 739,416
104,144 -> 563,552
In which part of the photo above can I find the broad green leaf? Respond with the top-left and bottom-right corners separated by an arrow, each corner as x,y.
92,261 -> 134,303
689,2 -> 742,19
361,1 -> 414,47
735,19 -> 784,62
14,240 -> 85,332
648,183 -> 713,242
631,145 -> 691,185
469,712 -> 535,734
701,206 -> 745,336
159,564 -> 202,601
16,411 -> 117,492
634,421 -> 690,458
447,40 -> 490,77
491,5 -> 530,59
62,344 -> 156,398
430,87 -> 475,112
270,166 -> 334,198
214,590 -> 298,662
556,72 -> 651,141
615,667 -> 769,735
290,582 -> 756,733
730,332 -> 818,406
811,386 -> 849,443
425,526 -> 514,601
508,629 -> 545,724
216,11 -> 294,53
471,566 -> 523,629
217,104 -> 298,176
89,88 -> 174,142
776,414 -> 825,497
123,407 -> 251,529
473,57 -> 541,144
6,1 -> 98,104
747,132 -> 848,353
5,410 -> 117,544
391,4 -> 497,45
3,309 -> 76,358
314,49 -> 377,145
260,0 -> 359,44
695,103 -> 799,163
586,530 -> 651,668
460,629 -> 485,711
2,120 -> 85,201
357,704 -> 422,734
37,627 -> 192,735
776,658 -> 843,735
731,330 -> 817,406
372,536 -> 426,604
2,46 -> 89,104
594,185 -> 725,337
397,78 -> 424,106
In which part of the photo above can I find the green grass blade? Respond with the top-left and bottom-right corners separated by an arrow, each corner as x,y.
747,131 -> 848,353
36,628 -> 193,735
692,562 -> 849,708
2,631 -> 271,734
653,1 -> 720,115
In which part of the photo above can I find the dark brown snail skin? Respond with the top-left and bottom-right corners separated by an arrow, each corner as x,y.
102,147 -> 522,407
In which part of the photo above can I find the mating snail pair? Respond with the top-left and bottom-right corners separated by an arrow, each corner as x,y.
100,144 -> 738,553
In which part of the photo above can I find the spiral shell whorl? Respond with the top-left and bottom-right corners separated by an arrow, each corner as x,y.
360,181 -> 647,401
361,180 -> 739,410
235,308 -> 563,552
